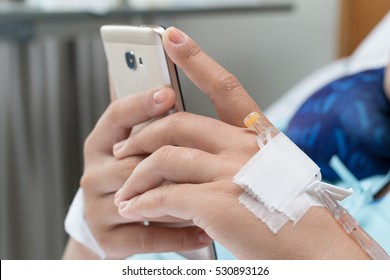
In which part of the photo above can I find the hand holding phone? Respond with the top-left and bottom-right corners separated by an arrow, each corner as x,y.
100,25 -> 216,260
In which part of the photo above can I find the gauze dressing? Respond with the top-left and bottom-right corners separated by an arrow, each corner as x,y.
234,112 -> 350,233
234,132 -> 323,233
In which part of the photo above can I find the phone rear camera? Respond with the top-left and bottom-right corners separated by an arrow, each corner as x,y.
125,51 -> 137,70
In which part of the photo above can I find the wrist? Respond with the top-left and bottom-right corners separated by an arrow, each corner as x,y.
223,204 -> 370,259
277,207 -> 370,259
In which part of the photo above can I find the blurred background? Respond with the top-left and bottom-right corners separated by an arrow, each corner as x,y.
0,0 -> 389,259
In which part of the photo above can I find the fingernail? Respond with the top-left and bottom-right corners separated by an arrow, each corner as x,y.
198,230 -> 213,244
153,89 -> 168,104
113,140 -> 125,153
168,27 -> 186,45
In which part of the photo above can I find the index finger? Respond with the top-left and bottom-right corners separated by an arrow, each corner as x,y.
163,27 -> 270,127
86,88 -> 176,155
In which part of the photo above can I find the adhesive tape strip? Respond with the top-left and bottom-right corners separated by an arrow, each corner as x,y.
234,133 -> 320,212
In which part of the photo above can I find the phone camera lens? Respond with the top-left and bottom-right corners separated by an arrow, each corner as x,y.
125,51 -> 137,70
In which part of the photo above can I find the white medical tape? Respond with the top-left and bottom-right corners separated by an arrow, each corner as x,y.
239,189 -> 323,233
64,188 -> 106,259
233,132 -> 323,233
239,193 -> 289,233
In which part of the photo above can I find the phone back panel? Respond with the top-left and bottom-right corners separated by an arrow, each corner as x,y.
100,25 -> 184,111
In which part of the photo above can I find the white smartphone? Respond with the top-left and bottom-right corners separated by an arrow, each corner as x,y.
100,25 -> 216,260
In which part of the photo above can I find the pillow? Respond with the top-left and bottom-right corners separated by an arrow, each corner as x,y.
285,67 -> 390,181
265,11 -> 390,130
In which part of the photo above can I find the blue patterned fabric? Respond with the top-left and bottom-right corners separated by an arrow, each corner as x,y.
286,68 -> 390,182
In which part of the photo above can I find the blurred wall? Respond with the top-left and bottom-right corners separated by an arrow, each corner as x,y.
0,0 -> 340,259
339,0 -> 390,57
173,0 -> 339,117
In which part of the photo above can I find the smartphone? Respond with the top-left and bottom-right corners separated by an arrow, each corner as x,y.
100,25 -> 216,260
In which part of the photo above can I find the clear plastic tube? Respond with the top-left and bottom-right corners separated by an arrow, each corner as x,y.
317,188 -> 390,260
244,111 -> 280,148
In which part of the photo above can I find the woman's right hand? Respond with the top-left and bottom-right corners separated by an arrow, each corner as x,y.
64,88 -> 213,259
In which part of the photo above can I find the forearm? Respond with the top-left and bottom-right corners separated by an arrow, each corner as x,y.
62,238 -> 100,260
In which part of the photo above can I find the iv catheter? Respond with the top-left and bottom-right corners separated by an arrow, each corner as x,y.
244,111 -> 279,148
243,111 -> 390,260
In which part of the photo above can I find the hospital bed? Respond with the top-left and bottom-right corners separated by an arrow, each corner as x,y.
265,11 -> 390,254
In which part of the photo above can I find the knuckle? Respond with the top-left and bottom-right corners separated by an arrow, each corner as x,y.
155,186 -> 171,210
180,147 -> 202,163
154,145 -> 177,167
183,43 -> 201,61
168,111 -> 192,133
80,169 -> 97,191
104,99 -> 122,125
215,71 -> 241,95
118,157 -> 141,180
175,230 -> 187,250
83,133 -> 95,155
136,228 -> 156,252
170,111 -> 190,125
139,90 -> 154,118
216,180 -> 243,199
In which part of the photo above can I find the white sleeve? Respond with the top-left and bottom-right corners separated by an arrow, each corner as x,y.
64,188 -> 215,260
64,188 -> 106,259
